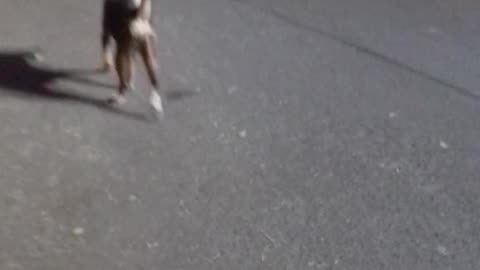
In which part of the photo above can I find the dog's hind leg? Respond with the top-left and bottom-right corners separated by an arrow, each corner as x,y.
139,38 -> 163,114
107,45 -> 132,105
139,38 -> 158,88
100,1 -> 114,72
100,31 -> 113,72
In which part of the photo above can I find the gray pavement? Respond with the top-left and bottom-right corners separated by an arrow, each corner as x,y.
0,0 -> 479,269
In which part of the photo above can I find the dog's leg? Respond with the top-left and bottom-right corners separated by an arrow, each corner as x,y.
139,38 -> 163,114
100,2 -> 113,72
100,31 -> 113,72
139,38 -> 158,88
107,45 -> 132,105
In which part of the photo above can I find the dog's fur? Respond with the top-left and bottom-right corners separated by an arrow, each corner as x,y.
101,0 -> 162,112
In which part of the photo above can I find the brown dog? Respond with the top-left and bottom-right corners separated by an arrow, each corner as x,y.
101,0 -> 162,114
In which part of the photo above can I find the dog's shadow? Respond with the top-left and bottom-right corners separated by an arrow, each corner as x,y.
0,49 -> 151,120
0,49 -> 197,121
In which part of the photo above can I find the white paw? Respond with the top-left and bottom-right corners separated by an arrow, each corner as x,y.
149,91 -> 164,115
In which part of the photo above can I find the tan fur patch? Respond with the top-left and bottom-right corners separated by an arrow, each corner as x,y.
129,19 -> 154,40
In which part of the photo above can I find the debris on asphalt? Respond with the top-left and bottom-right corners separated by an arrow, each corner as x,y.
72,227 -> 85,236
239,130 -> 247,138
128,194 -> 138,202
147,241 -> 160,249
436,245 -> 449,256
439,141 -> 449,149
388,112 -> 398,119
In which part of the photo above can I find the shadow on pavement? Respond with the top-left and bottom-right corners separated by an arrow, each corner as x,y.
165,88 -> 198,102
0,48 -> 149,121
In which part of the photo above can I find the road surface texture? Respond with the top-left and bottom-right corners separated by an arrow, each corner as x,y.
0,0 -> 479,269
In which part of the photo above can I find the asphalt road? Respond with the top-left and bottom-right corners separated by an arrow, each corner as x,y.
0,0 -> 479,269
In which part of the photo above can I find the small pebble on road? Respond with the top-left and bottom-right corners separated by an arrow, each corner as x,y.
72,227 -> 85,236
439,141 -> 449,149
239,130 -> 247,138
